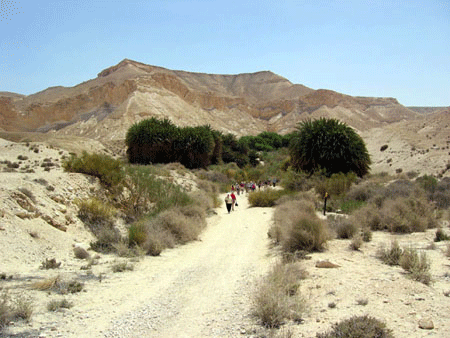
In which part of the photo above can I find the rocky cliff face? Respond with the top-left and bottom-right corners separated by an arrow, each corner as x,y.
0,59 -> 419,143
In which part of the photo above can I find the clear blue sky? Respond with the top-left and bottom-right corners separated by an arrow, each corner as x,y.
1,0 -> 449,106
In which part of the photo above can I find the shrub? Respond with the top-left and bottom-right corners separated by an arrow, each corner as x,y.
349,235 -> 363,251
111,261 -> 134,273
252,262 -> 306,328
281,212 -> 328,253
47,299 -> 73,312
128,222 -> 148,247
1,292 -> 33,329
289,118 -> 371,177
400,248 -> 432,285
248,189 -> 286,207
382,196 -> 436,233
75,197 -> 117,227
316,315 -> 394,338
73,246 -> 90,259
62,151 -> 124,190
377,240 -> 403,266
40,258 -> 61,269
122,165 -> 192,220
270,198 -> 317,244
435,228 -> 450,242
332,217 -> 358,239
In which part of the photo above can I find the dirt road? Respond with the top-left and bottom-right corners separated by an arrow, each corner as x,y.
66,193 -> 275,338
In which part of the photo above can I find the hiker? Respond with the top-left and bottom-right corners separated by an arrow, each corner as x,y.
323,192 -> 329,215
225,194 -> 233,214
230,192 -> 237,211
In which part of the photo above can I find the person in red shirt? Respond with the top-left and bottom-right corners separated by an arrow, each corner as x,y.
230,192 -> 237,211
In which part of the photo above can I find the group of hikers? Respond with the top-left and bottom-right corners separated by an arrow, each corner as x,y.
224,178 -> 278,213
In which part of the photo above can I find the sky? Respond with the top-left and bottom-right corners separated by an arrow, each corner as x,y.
1,0 -> 449,106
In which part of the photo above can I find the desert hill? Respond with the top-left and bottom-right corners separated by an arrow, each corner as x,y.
1,59 -> 418,137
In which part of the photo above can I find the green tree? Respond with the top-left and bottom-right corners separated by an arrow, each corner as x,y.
289,118 -> 371,177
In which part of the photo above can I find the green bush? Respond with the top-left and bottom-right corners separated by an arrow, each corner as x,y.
289,118 -> 371,177
435,228 -> 450,242
75,197 -> 116,226
316,315 -> 394,338
248,189 -> 286,207
122,165 -> 192,220
63,151 -> 124,190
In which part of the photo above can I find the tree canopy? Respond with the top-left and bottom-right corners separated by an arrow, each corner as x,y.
289,118 -> 371,177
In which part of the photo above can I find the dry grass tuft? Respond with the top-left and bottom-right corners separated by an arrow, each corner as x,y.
252,262 -> 306,328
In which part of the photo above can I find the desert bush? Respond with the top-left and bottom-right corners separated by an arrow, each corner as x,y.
435,228 -> 450,242
134,204 -> 207,255
47,299 -> 73,312
252,262 -> 306,328
400,248 -> 432,285
90,226 -> 122,253
361,227 -> 372,242
122,165 -> 192,220
382,196 -> 437,233
316,315 -> 394,338
40,258 -> 61,269
73,246 -> 90,259
281,212 -> 328,253
1,292 -> 34,330
270,198 -> 317,244
63,151 -> 124,190
331,217 -> 358,239
111,261 -> 134,273
315,172 -> 358,199
128,222 -> 148,247
248,189 -> 286,207
378,243 -> 432,285
349,235 -> 363,251
75,197 -> 117,227
32,276 -> 83,294
377,241 -> 403,266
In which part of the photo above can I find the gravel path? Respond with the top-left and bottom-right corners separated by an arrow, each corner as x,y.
102,193 -> 274,337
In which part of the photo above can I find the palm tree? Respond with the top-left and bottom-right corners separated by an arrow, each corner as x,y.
289,118 -> 371,177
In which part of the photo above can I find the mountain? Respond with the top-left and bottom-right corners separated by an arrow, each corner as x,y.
0,59 -> 418,139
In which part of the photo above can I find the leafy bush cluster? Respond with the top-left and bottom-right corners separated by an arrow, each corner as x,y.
289,118 -> 371,178
126,117 -> 293,169
62,151 -> 124,190
248,189 -> 287,207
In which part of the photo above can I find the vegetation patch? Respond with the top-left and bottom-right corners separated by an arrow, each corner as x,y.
316,315 -> 394,338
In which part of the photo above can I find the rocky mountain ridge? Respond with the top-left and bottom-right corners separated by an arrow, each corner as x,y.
1,59 -> 419,138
